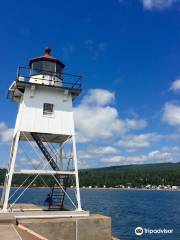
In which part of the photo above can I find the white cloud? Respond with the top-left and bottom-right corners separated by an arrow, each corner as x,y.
88,146 -> 118,155
170,79 -> 180,93
74,89 -> 147,142
101,155 -> 127,164
162,102 -> 180,126
81,89 -> 115,106
118,133 -> 162,150
101,146 -> 180,166
141,0 -> 177,9
124,119 -> 147,130
0,122 -> 14,144
147,146 -> 180,162
74,89 -> 180,168
75,105 -> 124,142
16,157 -> 42,169
78,146 -> 118,160
118,132 -> 180,151
101,155 -> 146,165
148,150 -> 172,161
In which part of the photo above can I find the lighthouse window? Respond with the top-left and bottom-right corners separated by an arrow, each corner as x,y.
43,103 -> 54,115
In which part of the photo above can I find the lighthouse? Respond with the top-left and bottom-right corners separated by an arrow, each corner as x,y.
1,47 -> 83,213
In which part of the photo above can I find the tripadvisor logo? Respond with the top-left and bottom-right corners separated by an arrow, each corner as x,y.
135,226 -> 174,236
135,227 -> 143,236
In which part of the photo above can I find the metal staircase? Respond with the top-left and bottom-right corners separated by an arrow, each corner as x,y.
51,175 -> 69,209
31,132 -> 69,210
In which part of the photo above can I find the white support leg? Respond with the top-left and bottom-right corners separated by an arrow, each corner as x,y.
2,131 -> 20,211
72,135 -> 82,211
1,134 -> 15,204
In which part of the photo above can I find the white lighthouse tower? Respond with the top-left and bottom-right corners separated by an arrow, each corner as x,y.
1,47 -> 84,214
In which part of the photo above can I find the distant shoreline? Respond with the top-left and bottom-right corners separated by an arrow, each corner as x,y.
0,186 -> 179,192
80,187 -> 180,192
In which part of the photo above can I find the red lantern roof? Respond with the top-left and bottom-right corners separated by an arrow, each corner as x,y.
29,47 -> 65,68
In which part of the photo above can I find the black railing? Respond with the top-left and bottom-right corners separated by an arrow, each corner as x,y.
16,66 -> 82,90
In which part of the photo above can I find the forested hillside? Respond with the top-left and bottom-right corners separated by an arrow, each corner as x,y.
0,162 -> 180,187
79,163 -> 180,187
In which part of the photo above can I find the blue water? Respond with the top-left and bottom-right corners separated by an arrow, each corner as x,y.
1,188 -> 180,240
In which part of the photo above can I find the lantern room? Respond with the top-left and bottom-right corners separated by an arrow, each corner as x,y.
9,47 -> 82,102
29,47 -> 65,86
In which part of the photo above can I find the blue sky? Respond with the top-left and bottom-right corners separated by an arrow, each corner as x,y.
1,0 -> 180,168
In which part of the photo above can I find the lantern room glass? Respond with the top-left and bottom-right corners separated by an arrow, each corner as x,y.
31,61 -> 63,79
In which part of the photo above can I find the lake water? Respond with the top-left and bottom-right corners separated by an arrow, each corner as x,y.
0,188 -> 180,240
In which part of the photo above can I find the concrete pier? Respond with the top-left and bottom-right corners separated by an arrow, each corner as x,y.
0,224 -> 22,240
0,208 -> 120,240
17,214 -> 112,240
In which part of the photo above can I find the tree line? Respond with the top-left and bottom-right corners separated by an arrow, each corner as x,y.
0,162 -> 180,188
